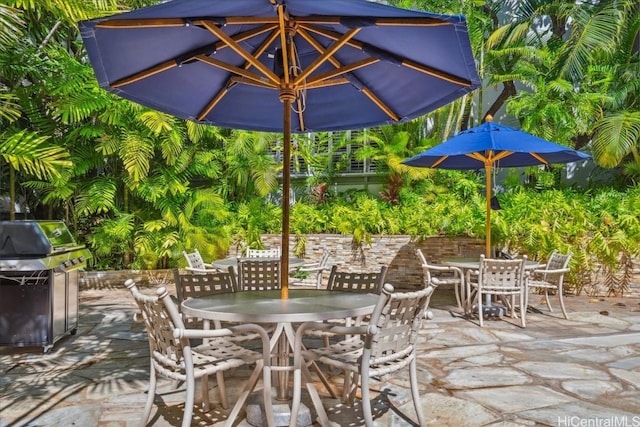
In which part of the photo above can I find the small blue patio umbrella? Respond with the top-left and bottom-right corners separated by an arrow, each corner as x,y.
402,117 -> 591,257
78,0 -> 481,297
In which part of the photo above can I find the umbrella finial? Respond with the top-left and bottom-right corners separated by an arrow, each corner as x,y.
484,114 -> 493,123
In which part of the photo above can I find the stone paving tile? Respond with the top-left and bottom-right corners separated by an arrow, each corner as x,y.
1,286 -> 640,427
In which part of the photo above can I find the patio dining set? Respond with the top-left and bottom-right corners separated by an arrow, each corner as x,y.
124,245 -> 573,427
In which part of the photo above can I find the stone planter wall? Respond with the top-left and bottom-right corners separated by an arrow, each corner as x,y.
80,235 -> 484,291
79,234 -> 639,295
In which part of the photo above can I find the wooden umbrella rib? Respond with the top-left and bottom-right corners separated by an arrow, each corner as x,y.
431,156 -> 449,168
299,23 -> 365,50
201,21 -> 280,85
304,78 -> 350,89
96,18 -> 187,28
402,59 -> 473,87
197,86 -> 229,121
228,76 -> 277,89
466,152 -> 487,163
305,58 -> 378,85
361,87 -> 399,122
489,150 -> 514,163
294,16 -> 450,27
112,60 -> 177,88
277,5 -> 291,86
196,55 -> 276,86
293,28 -> 360,85
530,152 -> 548,164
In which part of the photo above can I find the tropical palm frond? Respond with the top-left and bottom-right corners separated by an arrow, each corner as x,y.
0,129 -> 71,179
121,133 -> 154,182
75,177 -> 117,215
592,111 -> 640,167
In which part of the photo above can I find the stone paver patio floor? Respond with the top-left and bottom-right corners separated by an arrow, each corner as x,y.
1,282 -> 640,426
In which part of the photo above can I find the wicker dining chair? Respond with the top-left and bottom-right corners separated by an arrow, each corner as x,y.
290,283 -> 436,427
326,264 -> 387,294
290,247 -> 331,289
245,247 -> 281,258
237,258 -> 281,291
182,248 -> 217,273
124,279 -> 274,427
526,250 -> 572,319
415,248 -> 464,309
468,255 -> 528,327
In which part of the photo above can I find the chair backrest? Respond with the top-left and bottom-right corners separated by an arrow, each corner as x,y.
327,265 -> 387,294
318,248 -> 330,268
245,247 -> 281,258
125,280 -> 189,377
237,258 -> 281,291
183,249 -> 206,270
173,267 -> 237,303
541,250 -> 573,283
478,255 -> 527,293
365,283 -> 436,361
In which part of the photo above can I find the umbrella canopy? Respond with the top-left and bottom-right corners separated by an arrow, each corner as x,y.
402,119 -> 591,257
79,0 -> 481,298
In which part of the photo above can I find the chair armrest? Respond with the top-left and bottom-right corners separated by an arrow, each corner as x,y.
186,266 -> 215,273
298,264 -> 327,273
296,321 -> 372,338
532,267 -> 570,275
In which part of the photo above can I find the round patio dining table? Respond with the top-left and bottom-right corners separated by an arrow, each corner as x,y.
181,289 -> 378,426
443,257 -> 541,317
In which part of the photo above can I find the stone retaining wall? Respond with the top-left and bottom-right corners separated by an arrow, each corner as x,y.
80,234 -> 639,295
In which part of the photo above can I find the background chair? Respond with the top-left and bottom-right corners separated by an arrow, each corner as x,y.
173,266 -> 237,305
290,248 -> 331,289
237,258 -> 281,291
526,250 -> 572,319
182,249 -> 217,273
468,255 -> 528,327
309,265 -> 388,369
124,280 -> 273,427
290,283 -> 436,427
415,248 -> 464,310
245,247 -> 281,258
327,264 -> 387,294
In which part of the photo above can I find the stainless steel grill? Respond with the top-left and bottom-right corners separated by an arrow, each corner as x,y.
0,220 -> 92,353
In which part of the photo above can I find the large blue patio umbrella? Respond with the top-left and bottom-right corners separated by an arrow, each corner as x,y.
79,0 -> 481,297
402,118 -> 591,257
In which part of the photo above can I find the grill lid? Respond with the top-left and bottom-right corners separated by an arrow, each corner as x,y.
0,220 -> 81,257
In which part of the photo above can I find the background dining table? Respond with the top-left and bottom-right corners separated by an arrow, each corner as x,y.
181,289 -> 379,426
443,257 -> 541,317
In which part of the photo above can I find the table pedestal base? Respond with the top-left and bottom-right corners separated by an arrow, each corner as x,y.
245,399 -> 312,427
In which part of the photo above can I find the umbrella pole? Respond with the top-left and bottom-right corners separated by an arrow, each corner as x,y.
485,163 -> 492,258
280,96 -> 293,299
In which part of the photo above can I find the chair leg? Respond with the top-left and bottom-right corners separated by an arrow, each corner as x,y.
520,290 -> 526,328
454,284 -> 462,309
141,363 -> 157,427
262,364 -> 274,427
361,372 -> 373,427
289,367 -> 302,427
182,371 -> 195,427
558,286 -> 569,319
216,371 -> 228,409
409,358 -> 426,427
544,289 -> 553,312
478,292 -> 484,327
